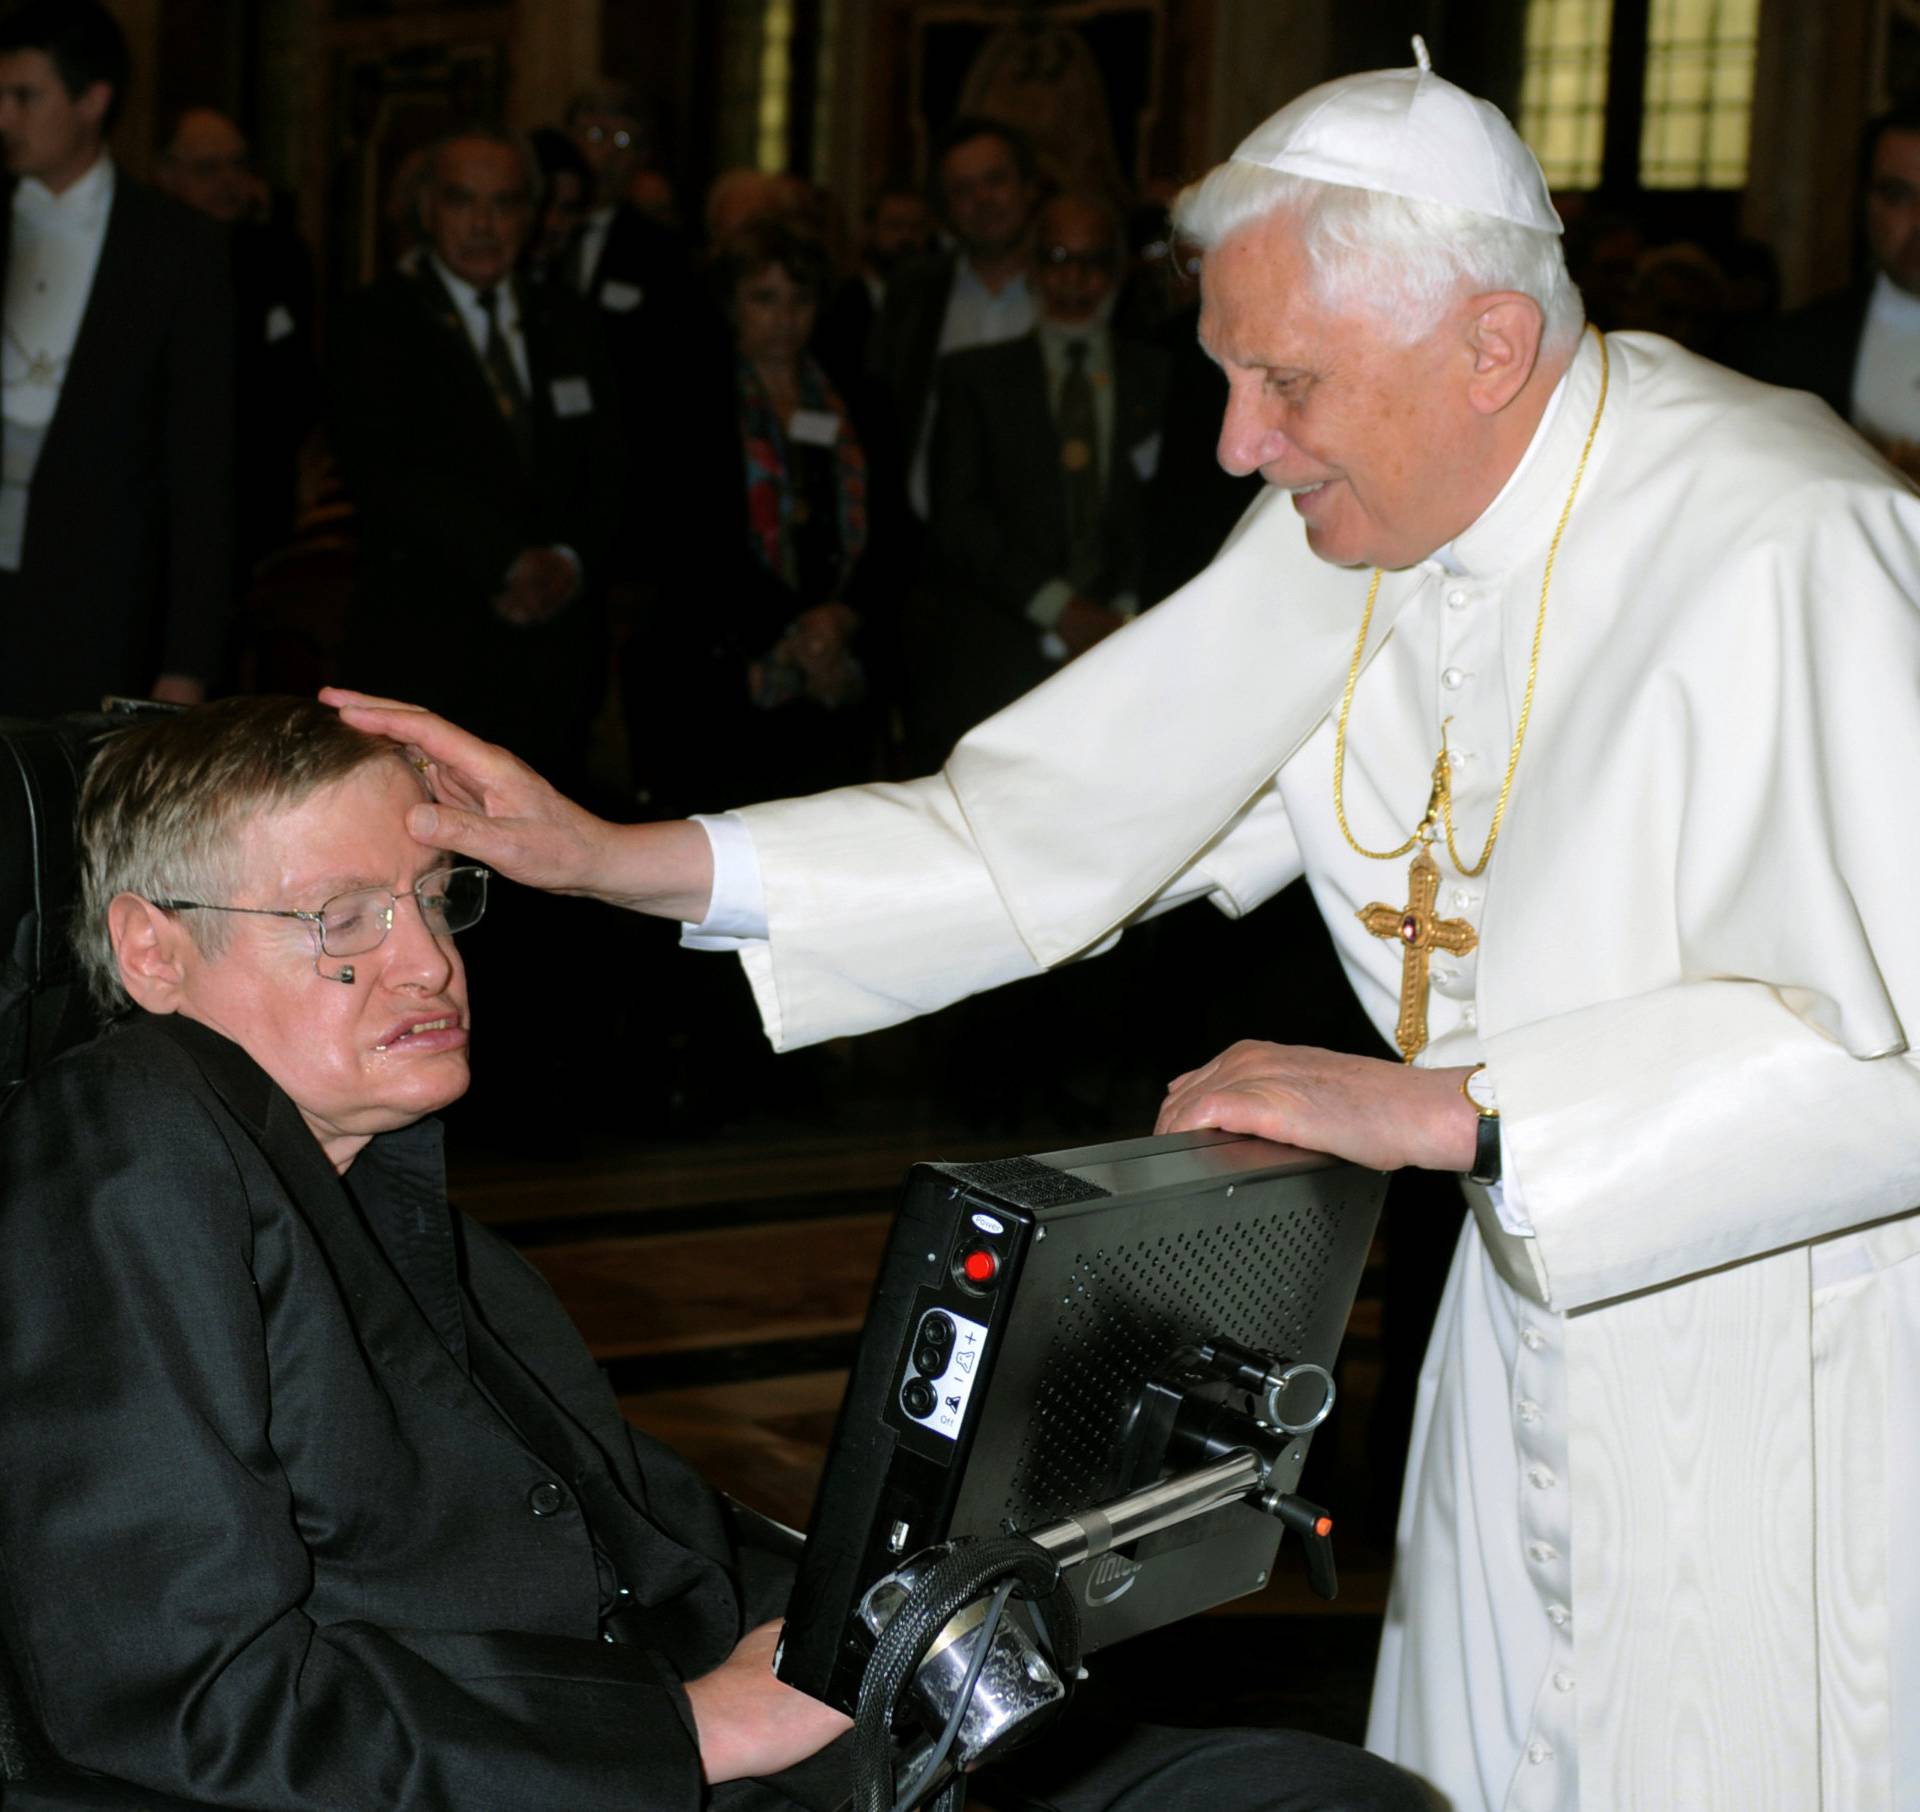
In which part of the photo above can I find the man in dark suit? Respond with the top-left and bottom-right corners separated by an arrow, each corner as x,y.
155,105 -> 318,586
0,0 -> 233,717
874,116 -> 1041,518
1734,99 -> 1920,476
330,125 -> 627,792
0,697 -> 851,1811
813,182 -> 932,389
0,696 -> 1432,1812
563,82 -> 713,468
913,193 -> 1167,764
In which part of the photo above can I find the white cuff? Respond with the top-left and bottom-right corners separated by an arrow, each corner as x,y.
1487,1126 -> 1533,1236
680,812 -> 770,948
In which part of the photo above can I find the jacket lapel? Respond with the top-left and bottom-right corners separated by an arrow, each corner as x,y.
152,1015 -> 523,1449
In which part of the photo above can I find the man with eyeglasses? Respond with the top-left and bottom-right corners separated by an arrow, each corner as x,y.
561,80 -> 707,473
910,192 -> 1167,763
0,694 -> 1431,1812
0,695 -> 855,1808
154,104 -> 318,589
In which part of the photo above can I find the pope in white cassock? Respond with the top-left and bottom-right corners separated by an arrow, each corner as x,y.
330,45 -> 1920,1812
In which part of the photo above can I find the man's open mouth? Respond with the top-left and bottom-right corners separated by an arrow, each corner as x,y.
373,1016 -> 458,1053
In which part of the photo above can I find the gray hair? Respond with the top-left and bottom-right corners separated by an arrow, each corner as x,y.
1172,160 -> 1584,358
75,697 -> 410,1016
419,123 -> 545,218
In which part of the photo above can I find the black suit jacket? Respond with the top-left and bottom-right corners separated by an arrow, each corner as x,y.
0,175 -> 234,715
231,218 -> 318,573
329,265 -> 630,778
0,1014 -> 796,1811
871,251 -> 959,457
913,329 -> 1167,757
574,205 -> 725,483
1726,285 -> 1871,419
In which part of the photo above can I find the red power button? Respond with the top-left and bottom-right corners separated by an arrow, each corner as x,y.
961,1247 -> 999,1285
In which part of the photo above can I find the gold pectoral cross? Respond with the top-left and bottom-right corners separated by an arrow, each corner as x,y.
1358,841 -> 1478,1064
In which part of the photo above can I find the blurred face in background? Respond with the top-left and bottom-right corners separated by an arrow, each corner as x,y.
158,108 -> 252,224
1033,196 -> 1120,327
571,104 -> 642,209
866,191 -> 932,274
419,138 -> 533,291
938,131 -> 1035,263
732,260 -> 816,373
0,47 -> 107,192
1866,127 -> 1920,297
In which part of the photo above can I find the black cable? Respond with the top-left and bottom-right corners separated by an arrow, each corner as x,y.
891,1577 -> 1016,1812
850,1535 -> 1081,1812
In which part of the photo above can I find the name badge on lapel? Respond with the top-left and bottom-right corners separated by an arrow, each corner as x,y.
1130,432 -> 1162,484
550,376 -> 594,418
599,280 -> 644,314
265,304 -> 297,344
787,408 -> 839,447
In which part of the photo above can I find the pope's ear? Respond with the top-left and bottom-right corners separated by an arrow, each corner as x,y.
1463,292 -> 1545,416
107,893 -> 190,1014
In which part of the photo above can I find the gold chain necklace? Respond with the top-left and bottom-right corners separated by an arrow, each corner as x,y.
1333,328 -> 1610,1060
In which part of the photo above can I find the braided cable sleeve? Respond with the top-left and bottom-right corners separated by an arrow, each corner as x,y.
850,1535 -> 1082,1812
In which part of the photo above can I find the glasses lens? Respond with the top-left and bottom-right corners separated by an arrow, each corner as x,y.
417,866 -> 488,936
319,888 -> 394,957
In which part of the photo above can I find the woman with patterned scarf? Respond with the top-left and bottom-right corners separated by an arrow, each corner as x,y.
641,218 -> 899,817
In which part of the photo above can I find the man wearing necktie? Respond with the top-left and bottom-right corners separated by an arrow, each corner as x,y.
913,193 -> 1167,764
330,126 -> 627,793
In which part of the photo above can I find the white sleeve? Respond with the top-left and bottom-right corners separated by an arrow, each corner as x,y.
1488,980 -> 1920,1311
679,812 -> 769,948
724,772 -> 1302,1052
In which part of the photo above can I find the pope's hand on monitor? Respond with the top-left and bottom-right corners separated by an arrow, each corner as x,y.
1155,1040 -> 1479,1173
320,688 -> 715,921
684,1619 -> 852,1784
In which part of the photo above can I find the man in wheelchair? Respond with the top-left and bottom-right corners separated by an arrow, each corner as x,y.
0,699 -> 1425,1811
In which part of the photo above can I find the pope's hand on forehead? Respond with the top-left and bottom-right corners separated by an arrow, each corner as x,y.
318,688 -> 596,888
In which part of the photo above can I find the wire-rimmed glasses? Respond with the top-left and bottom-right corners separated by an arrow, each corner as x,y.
151,865 -> 489,981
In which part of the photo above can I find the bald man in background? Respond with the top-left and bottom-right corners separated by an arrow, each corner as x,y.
156,105 -> 316,584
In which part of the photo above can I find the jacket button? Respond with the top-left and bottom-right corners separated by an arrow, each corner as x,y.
528,1481 -> 565,1517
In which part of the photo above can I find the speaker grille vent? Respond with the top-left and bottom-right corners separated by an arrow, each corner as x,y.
1003,1197 -> 1342,1523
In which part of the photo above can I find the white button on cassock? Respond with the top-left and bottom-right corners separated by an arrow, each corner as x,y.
1527,1742 -> 1554,1765
1528,1540 -> 1559,1564
1546,1603 -> 1571,1629
1446,587 -> 1469,608
1552,1672 -> 1575,1693
1528,1465 -> 1557,1489
1521,1327 -> 1546,1351
1442,666 -> 1468,689
1516,1398 -> 1542,1424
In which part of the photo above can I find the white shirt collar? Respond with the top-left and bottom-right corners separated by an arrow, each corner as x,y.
1865,269 -> 1920,332
12,152 -> 114,229
428,254 -> 517,321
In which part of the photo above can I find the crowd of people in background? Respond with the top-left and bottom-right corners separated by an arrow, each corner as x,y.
5,1 -> 1880,816
8,0 -> 1915,1575
1,1 -> 1913,1144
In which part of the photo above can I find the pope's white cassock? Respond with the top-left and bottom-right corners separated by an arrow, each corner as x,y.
692,328 -> 1920,1811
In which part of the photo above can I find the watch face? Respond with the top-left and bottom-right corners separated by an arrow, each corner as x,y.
1464,1065 -> 1498,1115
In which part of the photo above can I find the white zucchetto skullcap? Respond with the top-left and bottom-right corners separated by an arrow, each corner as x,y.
1231,36 -> 1562,235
